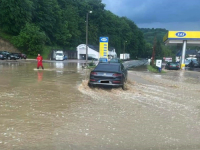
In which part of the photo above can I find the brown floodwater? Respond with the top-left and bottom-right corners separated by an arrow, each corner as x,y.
0,60 -> 200,150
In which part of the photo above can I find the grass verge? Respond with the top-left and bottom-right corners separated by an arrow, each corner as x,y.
86,65 -> 96,69
147,65 -> 166,73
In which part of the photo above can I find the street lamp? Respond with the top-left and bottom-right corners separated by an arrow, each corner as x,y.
86,11 -> 92,64
123,41 -> 127,60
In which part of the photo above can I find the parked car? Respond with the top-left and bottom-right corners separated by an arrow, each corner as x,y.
185,59 -> 191,67
64,55 -> 67,60
5,52 -> 18,60
188,59 -> 199,68
20,53 -> 27,59
0,51 -> 7,59
10,53 -> 20,59
0,52 -> 5,60
1,51 -> 15,60
88,63 -> 127,90
55,51 -> 64,61
11,53 -> 22,59
165,62 -> 180,70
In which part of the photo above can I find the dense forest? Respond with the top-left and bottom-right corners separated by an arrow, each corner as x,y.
140,28 -> 177,59
0,0 -> 147,58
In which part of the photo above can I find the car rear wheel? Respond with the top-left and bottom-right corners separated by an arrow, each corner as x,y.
88,83 -> 95,88
122,78 -> 126,90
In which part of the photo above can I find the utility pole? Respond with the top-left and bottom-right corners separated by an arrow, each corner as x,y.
151,37 -> 156,65
123,41 -> 127,60
85,11 -> 92,64
85,13 -> 89,64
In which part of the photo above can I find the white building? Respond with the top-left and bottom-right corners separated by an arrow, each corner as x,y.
76,44 -> 117,60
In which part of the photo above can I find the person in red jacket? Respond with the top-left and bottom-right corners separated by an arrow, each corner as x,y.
36,54 -> 44,69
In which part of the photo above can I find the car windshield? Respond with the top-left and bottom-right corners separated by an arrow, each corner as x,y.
94,64 -> 120,72
56,53 -> 63,56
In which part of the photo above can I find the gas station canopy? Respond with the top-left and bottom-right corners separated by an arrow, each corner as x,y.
163,31 -> 200,69
163,31 -> 200,45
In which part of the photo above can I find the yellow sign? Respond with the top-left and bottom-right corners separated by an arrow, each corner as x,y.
99,37 -> 109,58
164,31 -> 200,42
163,32 -> 168,42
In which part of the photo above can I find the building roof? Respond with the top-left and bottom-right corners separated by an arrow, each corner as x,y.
176,50 -> 198,56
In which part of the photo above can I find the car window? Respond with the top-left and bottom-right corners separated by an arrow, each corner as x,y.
95,64 -> 120,72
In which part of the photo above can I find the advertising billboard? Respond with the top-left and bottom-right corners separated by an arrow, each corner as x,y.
99,37 -> 109,58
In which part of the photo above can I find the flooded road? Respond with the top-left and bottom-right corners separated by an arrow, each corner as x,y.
0,60 -> 200,150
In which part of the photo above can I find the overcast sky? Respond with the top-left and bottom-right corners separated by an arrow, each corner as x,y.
101,0 -> 200,30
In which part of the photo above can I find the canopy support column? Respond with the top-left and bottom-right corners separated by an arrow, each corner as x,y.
181,40 -> 187,69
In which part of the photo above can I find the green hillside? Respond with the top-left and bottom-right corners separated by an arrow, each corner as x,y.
140,28 -> 177,59
140,28 -> 168,44
0,0 -> 145,59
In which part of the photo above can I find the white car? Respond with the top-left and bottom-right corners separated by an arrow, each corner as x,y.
55,51 -> 64,61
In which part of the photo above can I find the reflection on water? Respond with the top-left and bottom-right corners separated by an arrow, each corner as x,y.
37,71 -> 43,82
55,62 -> 64,69
160,70 -> 200,84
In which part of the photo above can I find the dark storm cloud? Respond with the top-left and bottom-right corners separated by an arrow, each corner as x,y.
102,0 -> 200,30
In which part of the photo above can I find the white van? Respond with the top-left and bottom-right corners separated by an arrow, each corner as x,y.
55,51 -> 64,61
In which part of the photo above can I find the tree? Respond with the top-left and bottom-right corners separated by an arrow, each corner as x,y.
0,0 -> 147,58
13,23 -> 47,56
0,0 -> 33,35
